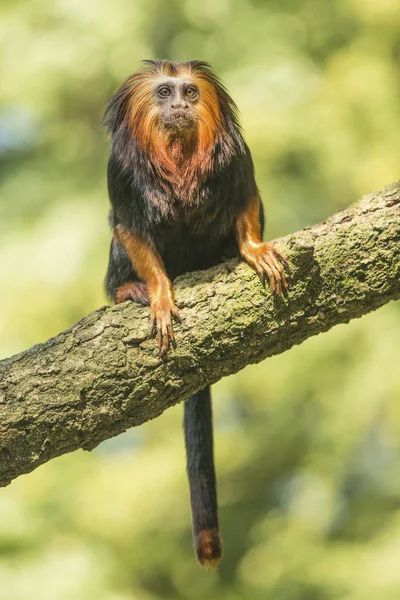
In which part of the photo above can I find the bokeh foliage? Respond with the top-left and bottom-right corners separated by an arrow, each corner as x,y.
0,0 -> 400,598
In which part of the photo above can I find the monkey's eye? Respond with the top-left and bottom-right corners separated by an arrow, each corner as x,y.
185,86 -> 198,99
157,86 -> 171,98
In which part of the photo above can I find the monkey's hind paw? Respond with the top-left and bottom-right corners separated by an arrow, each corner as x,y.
115,281 -> 150,305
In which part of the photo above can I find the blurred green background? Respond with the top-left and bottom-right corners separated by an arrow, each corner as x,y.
1,0 -> 400,598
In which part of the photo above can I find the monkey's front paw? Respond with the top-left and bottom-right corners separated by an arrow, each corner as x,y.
245,242 -> 288,296
150,298 -> 181,357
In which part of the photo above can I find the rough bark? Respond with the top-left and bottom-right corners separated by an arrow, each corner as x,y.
0,181 -> 399,487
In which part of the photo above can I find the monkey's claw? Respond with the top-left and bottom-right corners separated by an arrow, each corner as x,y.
258,244 -> 288,296
150,301 -> 181,357
245,242 -> 288,297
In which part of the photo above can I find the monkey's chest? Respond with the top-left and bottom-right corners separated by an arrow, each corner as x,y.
150,178 -> 246,277
159,209 -> 237,279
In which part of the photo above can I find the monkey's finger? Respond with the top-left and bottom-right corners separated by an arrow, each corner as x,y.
264,251 -> 288,289
262,256 -> 284,295
171,308 -> 181,324
150,314 -> 157,338
259,259 -> 276,294
276,264 -> 288,290
263,260 -> 281,296
157,329 -> 162,352
159,324 -> 170,357
270,246 -> 290,272
271,251 -> 288,278
167,323 -> 177,350
255,264 -> 266,284
159,344 -> 169,357
263,267 -> 280,296
271,257 -> 288,291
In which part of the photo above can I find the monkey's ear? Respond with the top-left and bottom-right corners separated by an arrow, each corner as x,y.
188,60 -> 213,72
141,59 -> 159,68
141,59 -> 181,77
140,59 -> 163,76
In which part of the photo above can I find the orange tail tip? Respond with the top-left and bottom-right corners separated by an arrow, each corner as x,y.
195,528 -> 222,569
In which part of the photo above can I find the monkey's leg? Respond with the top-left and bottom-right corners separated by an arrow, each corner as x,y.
184,386 -> 222,568
106,236 -> 150,305
115,282 -> 149,305
114,224 -> 180,355
236,194 -> 288,296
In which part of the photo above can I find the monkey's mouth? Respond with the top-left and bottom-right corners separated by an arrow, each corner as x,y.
163,111 -> 196,131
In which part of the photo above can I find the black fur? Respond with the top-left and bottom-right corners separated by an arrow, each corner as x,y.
104,61 -> 264,565
184,387 -> 221,563
104,62 -> 259,296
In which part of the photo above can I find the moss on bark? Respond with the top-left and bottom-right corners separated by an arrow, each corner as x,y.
0,181 -> 399,487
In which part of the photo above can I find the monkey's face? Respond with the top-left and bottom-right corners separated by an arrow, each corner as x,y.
124,62 -> 222,153
155,78 -> 199,133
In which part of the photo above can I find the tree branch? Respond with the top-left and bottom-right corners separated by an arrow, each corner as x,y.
1,181 -> 399,487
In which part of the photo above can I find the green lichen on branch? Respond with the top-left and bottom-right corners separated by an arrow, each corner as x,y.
0,181 -> 399,487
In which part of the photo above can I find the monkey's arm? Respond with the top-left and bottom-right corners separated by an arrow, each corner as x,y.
236,194 -> 287,295
114,224 -> 180,355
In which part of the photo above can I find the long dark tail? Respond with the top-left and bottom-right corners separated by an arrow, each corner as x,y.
184,386 -> 222,568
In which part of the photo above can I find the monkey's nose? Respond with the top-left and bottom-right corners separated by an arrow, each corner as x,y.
171,101 -> 189,110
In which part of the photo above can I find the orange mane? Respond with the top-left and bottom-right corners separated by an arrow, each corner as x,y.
108,61 -> 237,194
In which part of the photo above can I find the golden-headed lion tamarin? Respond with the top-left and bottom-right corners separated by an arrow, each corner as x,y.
104,60 -> 287,568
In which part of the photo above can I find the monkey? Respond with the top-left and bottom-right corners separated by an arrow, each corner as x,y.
103,60 -> 287,568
